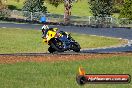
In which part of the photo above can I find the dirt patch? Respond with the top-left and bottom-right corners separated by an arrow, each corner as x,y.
0,53 -> 132,64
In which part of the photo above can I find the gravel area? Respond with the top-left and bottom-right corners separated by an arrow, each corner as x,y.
0,53 -> 132,64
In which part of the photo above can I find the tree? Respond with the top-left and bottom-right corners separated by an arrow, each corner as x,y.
119,0 -> 132,19
0,0 -> 8,17
64,0 -> 72,23
0,0 -> 4,10
89,0 -> 113,27
22,0 -> 47,13
46,0 -> 74,24
89,0 -> 113,18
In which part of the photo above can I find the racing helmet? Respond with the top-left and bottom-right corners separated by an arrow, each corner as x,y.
41,25 -> 49,30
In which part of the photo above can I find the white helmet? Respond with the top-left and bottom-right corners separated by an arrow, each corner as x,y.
41,25 -> 49,30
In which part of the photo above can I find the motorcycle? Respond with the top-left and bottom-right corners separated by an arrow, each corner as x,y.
45,30 -> 81,53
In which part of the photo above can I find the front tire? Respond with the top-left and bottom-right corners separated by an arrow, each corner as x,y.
72,42 -> 81,52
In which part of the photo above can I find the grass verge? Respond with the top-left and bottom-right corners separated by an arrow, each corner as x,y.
3,0 -> 120,17
4,0 -> 91,16
0,56 -> 131,88
0,28 -> 125,53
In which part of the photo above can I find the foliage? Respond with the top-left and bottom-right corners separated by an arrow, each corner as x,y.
89,0 -> 113,18
7,5 -> 17,10
119,0 -> 132,19
89,0 -> 113,27
0,0 -> 9,17
22,0 -> 47,13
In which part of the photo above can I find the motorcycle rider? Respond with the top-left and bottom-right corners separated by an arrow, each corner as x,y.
41,25 -> 49,39
41,25 -> 80,52
41,25 -> 59,43
41,25 -> 71,49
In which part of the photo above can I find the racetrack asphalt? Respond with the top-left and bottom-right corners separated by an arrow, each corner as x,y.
0,22 -> 132,53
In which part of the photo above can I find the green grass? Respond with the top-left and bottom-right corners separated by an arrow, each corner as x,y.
0,56 -> 131,88
0,28 -> 125,54
0,28 -> 47,53
4,0 -> 91,16
4,0 -> 121,17
46,0 -> 92,16
72,34 -> 124,49
4,0 -> 25,10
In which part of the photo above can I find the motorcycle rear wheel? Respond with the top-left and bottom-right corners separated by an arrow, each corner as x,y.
50,38 -> 65,52
48,46 -> 56,53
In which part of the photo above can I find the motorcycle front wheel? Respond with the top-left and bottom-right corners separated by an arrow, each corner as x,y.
71,42 -> 81,52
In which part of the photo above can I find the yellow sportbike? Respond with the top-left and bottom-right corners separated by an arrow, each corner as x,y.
43,30 -> 81,53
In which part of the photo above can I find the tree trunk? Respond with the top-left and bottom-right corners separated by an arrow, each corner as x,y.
0,0 -> 6,10
64,0 -> 72,24
0,0 -> 2,5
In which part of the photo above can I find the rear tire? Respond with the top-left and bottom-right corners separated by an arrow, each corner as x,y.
48,46 -> 55,53
50,38 -> 65,52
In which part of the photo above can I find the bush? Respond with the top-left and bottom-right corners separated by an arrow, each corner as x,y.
0,9 -> 11,17
7,5 -> 17,10
0,2 -> 11,17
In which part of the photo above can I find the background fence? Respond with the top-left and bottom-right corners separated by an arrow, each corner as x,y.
1,10 -> 132,27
